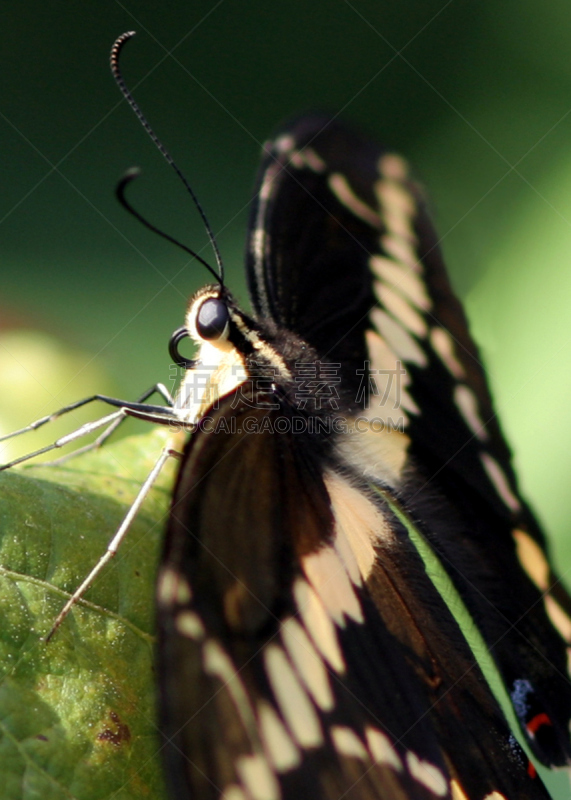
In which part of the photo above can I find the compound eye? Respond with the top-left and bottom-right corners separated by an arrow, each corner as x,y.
196,298 -> 229,341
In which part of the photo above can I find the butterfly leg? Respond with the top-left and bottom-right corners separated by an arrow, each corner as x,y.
41,383 -> 176,466
0,385 -> 178,470
45,438 -> 183,641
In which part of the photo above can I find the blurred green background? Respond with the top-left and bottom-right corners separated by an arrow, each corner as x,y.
1,0 -> 571,749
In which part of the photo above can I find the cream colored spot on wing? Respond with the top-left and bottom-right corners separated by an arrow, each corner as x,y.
381,234 -> 420,272
331,726 -> 368,760
378,153 -> 409,181
450,780 -> 470,800
545,595 -> 571,642
454,384 -> 488,441
331,508 -> 362,585
376,281 -> 427,338
293,578 -> 345,673
370,256 -> 431,311
203,640 -> 258,740
375,179 -> 416,240
375,178 -> 415,218
156,566 -> 184,607
512,529 -> 550,591
175,610 -> 205,640
366,325 -> 404,375
236,754 -> 280,800
325,470 -> 386,580
365,330 -> 408,420
365,329 -> 419,418
175,577 -> 192,604
303,147 -> 326,172
289,150 -> 305,169
328,173 -> 382,229
302,546 -> 364,625
380,213 -> 415,243
430,327 -> 465,379
336,411 -> 410,487
220,785 -> 248,800
281,617 -> 334,711
372,308 -> 428,367
483,793 -> 508,800
365,726 -> 402,771
480,453 -> 521,512
202,639 -> 239,682
406,752 -> 448,796
258,701 -> 301,772
264,644 -> 323,748
274,134 -> 295,154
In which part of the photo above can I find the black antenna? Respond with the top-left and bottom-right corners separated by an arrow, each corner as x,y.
110,31 -> 225,283
116,169 -> 222,282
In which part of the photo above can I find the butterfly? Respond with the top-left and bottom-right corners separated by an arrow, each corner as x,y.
153,114 -> 571,799
3,31 -> 571,800
151,109 -> 571,800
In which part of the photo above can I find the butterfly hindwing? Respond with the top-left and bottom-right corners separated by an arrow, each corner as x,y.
245,114 -> 571,766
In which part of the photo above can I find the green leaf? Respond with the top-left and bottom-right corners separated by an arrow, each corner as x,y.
0,429 -> 177,800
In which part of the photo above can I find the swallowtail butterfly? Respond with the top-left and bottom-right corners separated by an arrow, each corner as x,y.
155,105 -> 571,800
3,30 -> 571,800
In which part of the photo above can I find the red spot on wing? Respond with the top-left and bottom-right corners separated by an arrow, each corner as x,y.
526,712 -> 552,735
527,760 -> 537,778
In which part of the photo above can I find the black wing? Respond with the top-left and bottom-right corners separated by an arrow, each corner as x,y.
245,114 -> 571,766
158,395 -> 550,800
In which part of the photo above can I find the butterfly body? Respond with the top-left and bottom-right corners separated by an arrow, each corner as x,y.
154,115 -> 571,800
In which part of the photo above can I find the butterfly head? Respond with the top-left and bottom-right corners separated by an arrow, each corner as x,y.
169,283 -> 343,434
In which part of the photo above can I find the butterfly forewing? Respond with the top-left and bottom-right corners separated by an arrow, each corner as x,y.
158,395 -> 549,800
157,114 -> 571,799
246,117 -> 381,406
